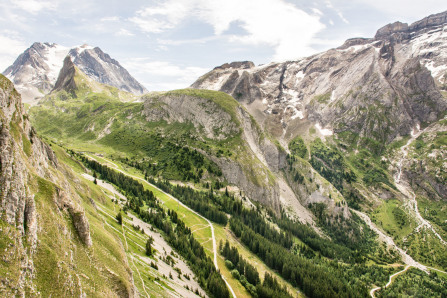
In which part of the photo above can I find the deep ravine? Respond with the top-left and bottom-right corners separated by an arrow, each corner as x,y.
393,126 -> 447,245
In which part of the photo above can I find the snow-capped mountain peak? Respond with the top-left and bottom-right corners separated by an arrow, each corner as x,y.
2,42 -> 147,104
44,44 -> 70,82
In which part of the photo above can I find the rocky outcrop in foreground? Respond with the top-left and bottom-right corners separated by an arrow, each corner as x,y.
0,75 -> 97,294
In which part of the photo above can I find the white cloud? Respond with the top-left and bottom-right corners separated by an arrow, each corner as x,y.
157,36 -> 220,46
312,8 -> 324,16
116,28 -> 134,37
325,0 -> 349,24
100,16 -> 120,22
124,59 -> 207,78
12,0 -> 57,14
0,31 -> 27,71
130,0 -> 325,61
130,1 -> 190,33
337,12 -> 349,24
122,58 -> 209,91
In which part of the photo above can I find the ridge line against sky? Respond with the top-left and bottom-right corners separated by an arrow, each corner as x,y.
1,0 -> 447,91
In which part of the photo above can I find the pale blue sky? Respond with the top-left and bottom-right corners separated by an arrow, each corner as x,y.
1,0 -> 447,91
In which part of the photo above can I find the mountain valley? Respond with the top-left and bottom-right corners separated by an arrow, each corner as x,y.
1,9 -> 447,298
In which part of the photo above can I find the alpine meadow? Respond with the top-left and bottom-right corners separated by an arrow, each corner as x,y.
1,3 -> 447,298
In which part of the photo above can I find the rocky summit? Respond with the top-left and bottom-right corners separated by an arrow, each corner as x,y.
192,11 -> 447,145
2,42 -> 147,104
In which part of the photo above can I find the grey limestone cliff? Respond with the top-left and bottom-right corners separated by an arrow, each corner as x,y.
192,11 -> 447,147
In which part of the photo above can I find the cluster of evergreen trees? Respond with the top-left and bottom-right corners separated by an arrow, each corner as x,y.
78,152 -> 398,298
119,142 -> 222,183
233,208 -> 293,249
78,155 -> 229,298
229,217 -> 362,297
80,155 -> 160,213
274,213 -> 356,262
221,240 -> 291,298
140,208 -> 229,298
146,178 -> 244,225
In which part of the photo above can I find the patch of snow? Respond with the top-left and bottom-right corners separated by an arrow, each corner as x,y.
411,24 -> 447,55
411,124 -> 420,137
262,98 -> 268,104
284,88 -> 299,98
315,123 -> 333,136
424,61 -> 447,79
338,44 -> 371,53
330,90 -> 336,102
75,44 -> 94,54
289,106 -> 304,120
296,70 -> 305,80
200,74 -> 228,90
288,96 -> 302,104
45,44 -> 70,82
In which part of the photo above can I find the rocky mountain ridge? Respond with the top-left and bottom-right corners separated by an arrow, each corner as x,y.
67,44 -> 147,95
9,9 -> 447,296
2,42 -> 147,104
190,10 -> 447,249
192,10 -> 447,149
143,90 -> 319,223
374,11 -> 447,39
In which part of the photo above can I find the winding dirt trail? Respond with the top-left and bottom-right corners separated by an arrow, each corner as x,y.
370,265 -> 411,297
363,125 -> 447,297
85,154 -> 237,298
94,201 -> 150,297
352,209 -> 427,271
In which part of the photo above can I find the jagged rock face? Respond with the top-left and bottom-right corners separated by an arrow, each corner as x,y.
68,45 -> 147,95
375,22 -> 409,39
192,11 -> 447,147
0,74 -> 92,243
53,56 -> 77,93
374,11 -> 447,85
142,94 -> 239,140
1,75 -> 37,227
401,118 -> 447,200
2,42 -> 147,104
408,11 -> 447,33
0,74 -> 95,294
54,188 -> 92,247
2,42 -> 68,103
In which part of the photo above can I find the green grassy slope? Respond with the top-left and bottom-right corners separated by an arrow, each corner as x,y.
30,85 -> 275,190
